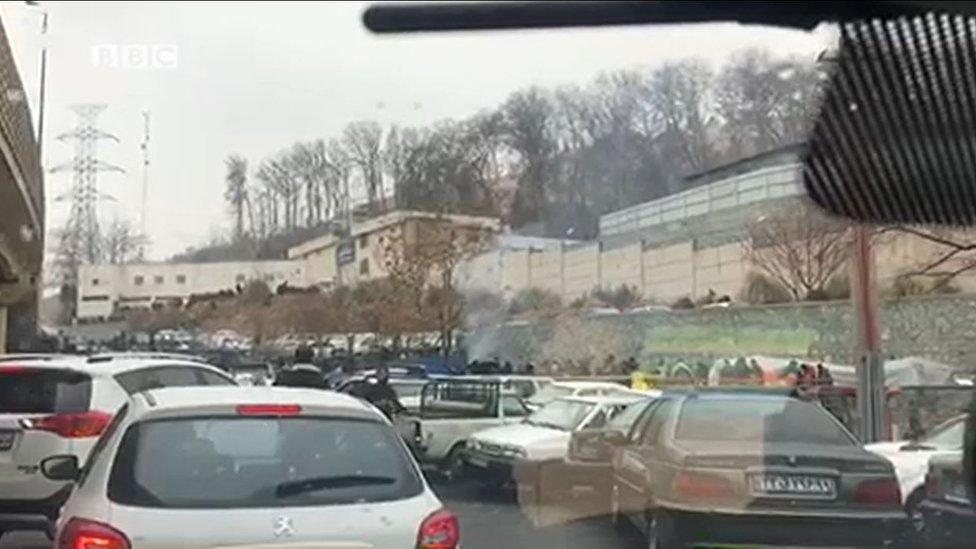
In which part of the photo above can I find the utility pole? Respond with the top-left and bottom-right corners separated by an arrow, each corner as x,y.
852,225 -> 885,442
50,104 -> 125,281
138,110 -> 150,259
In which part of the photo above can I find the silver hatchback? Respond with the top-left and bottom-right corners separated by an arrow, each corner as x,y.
44,386 -> 458,549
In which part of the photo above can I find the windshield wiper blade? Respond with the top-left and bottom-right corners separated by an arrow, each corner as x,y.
362,1 -> 928,35
274,475 -> 396,498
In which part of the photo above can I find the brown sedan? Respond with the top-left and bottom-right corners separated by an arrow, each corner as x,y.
610,391 -> 909,548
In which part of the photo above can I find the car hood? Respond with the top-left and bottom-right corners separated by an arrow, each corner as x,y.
470,423 -> 572,460
865,441 -> 905,456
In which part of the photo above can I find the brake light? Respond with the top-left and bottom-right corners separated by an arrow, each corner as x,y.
236,404 -> 302,416
57,518 -> 130,549
0,366 -> 27,374
672,471 -> 733,502
854,479 -> 902,507
417,509 -> 460,549
21,412 -> 112,438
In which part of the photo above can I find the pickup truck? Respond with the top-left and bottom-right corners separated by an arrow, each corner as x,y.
394,379 -> 532,478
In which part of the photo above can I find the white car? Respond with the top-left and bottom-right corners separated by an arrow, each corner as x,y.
464,394 -> 651,485
866,413 -> 967,511
525,380 -> 644,410
394,379 -> 532,477
0,356 -> 235,541
45,386 -> 457,549
454,375 -> 555,399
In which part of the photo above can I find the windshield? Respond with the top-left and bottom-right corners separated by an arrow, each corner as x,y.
606,399 -> 650,431
675,398 -> 855,446
527,399 -> 595,431
528,385 -> 575,405
0,369 -> 91,414
921,416 -> 966,449
5,2 -> 976,547
107,417 -> 423,508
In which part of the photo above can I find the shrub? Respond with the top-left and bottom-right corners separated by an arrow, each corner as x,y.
670,296 -> 695,310
508,288 -> 563,315
740,272 -> 792,304
823,274 -> 851,300
590,284 -> 643,311
889,275 -> 927,298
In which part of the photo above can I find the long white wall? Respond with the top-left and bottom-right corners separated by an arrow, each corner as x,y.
76,260 -> 304,320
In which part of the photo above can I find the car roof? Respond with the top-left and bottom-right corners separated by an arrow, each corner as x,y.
133,386 -> 378,418
557,393 -> 654,406
550,380 -> 630,390
666,389 -> 798,402
0,356 -> 230,377
458,375 -> 553,381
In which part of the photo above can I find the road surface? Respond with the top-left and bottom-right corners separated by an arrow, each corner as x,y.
1,476 -> 636,548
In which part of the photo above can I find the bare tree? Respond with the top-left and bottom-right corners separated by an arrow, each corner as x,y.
224,154 -> 249,241
742,202 -> 853,300
887,226 -> 976,291
647,60 -> 715,171
380,218 -> 492,354
343,121 -> 385,212
103,217 -> 148,265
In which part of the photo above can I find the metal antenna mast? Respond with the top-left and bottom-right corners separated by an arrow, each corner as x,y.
138,110 -> 150,259
50,104 -> 125,276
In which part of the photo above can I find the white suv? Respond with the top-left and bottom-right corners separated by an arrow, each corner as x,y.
0,355 -> 235,540
44,386 -> 458,549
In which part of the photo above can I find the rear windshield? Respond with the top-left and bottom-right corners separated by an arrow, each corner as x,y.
675,398 -> 855,446
108,417 -> 424,508
0,368 -> 91,414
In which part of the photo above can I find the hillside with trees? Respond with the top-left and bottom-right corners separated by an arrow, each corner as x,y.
179,48 -> 823,261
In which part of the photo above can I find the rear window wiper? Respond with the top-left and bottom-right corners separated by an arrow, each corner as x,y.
274,475 -> 396,498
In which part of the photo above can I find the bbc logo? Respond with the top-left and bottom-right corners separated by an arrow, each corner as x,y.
91,44 -> 178,70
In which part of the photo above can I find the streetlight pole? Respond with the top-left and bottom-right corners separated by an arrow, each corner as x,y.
25,2 -> 48,162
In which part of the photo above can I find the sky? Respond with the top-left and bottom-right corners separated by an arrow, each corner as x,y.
0,1 -> 834,260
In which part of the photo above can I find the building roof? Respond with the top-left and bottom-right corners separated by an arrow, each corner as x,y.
683,143 -> 805,188
286,209 -> 500,259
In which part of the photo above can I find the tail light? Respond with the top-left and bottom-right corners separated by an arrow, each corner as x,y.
672,471 -> 734,502
58,518 -> 130,549
854,478 -> 902,507
925,470 -> 940,498
417,509 -> 460,549
20,412 -> 112,438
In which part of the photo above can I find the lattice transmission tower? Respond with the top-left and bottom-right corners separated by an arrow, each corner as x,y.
50,104 -> 124,278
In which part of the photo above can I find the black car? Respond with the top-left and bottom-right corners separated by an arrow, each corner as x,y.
610,391 -> 909,548
919,451 -> 976,547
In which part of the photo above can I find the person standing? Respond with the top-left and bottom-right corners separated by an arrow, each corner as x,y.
274,345 -> 324,388
351,364 -> 403,418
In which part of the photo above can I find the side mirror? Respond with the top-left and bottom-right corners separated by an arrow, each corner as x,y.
41,455 -> 80,482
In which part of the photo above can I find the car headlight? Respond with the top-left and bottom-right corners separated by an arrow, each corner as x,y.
467,439 -> 480,451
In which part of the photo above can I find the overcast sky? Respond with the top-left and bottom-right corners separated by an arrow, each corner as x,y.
1,1 -> 833,260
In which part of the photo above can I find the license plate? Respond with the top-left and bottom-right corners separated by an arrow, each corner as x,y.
467,454 -> 488,468
748,474 -> 836,499
0,430 -> 15,451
